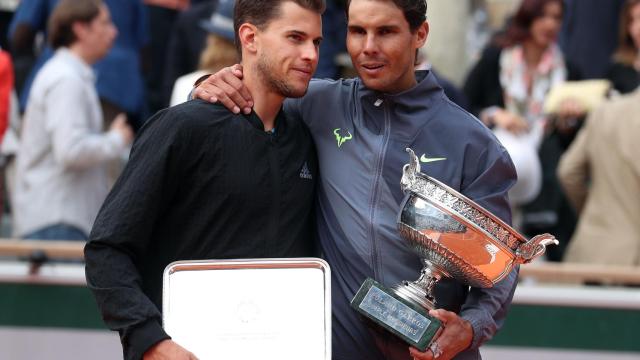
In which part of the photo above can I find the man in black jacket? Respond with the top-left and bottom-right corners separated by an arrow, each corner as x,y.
84,1 -> 325,359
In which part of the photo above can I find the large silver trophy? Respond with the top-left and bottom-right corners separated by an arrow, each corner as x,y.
351,148 -> 558,351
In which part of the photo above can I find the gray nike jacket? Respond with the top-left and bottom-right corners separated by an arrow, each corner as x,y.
284,71 -> 518,360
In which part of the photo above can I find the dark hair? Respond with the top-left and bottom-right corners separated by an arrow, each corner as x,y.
613,0 -> 640,66
494,0 -> 563,48
48,0 -> 103,49
234,0 -> 326,56
345,0 -> 427,33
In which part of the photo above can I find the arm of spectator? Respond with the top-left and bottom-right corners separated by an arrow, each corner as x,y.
85,108 -> 188,360
192,64 -> 253,114
553,97 -> 587,136
557,121 -> 590,212
480,107 -> 529,134
46,78 -> 132,170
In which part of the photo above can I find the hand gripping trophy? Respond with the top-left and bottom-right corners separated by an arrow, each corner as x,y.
351,148 -> 558,351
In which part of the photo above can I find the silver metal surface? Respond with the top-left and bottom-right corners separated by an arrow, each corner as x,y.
395,149 -> 558,302
163,258 -> 331,360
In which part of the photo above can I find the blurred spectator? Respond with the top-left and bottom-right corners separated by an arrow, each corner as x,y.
0,48 -> 11,142
0,0 -> 18,50
463,0 -> 584,261
0,48 -> 12,221
9,0 -> 149,128
607,0 -> 640,94
169,0 -> 236,106
560,0 -> 626,80
315,0 -> 346,79
14,0 -> 133,241
162,0 -> 217,107
558,90 -> 640,266
143,0 -> 193,114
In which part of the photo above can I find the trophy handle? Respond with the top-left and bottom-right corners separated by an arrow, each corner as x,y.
401,148 -> 421,193
515,234 -> 559,264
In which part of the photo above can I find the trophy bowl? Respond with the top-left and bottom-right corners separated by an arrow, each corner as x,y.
351,148 -> 558,351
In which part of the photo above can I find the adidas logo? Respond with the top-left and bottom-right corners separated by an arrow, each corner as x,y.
299,162 -> 313,180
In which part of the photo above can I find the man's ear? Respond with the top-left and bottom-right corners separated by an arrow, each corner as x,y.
71,21 -> 89,41
415,21 -> 429,49
238,23 -> 258,55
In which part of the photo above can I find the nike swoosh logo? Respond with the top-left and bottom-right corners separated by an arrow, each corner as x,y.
420,154 -> 447,163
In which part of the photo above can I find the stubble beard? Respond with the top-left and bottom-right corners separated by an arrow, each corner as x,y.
256,53 -> 308,98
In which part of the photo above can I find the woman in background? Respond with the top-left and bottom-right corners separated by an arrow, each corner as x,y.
608,0 -> 640,94
464,0 -> 584,260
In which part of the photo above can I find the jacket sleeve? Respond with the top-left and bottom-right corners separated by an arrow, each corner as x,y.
45,78 -> 126,170
84,108 -> 187,360
557,119 -> 590,212
458,141 -> 519,349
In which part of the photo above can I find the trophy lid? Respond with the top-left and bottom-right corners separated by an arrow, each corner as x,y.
163,258 -> 331,360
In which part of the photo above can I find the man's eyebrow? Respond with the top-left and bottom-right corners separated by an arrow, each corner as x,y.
288,29 -> 323,42
378,25 -> 400,31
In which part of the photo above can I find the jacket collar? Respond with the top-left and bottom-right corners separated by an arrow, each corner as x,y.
56,48 -> 96,83
356,70 -> 446,140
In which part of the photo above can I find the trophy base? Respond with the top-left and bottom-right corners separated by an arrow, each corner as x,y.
350,278 -> 442,351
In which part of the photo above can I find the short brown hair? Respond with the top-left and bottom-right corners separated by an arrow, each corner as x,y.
48,0 -> 103,49
613,0 -> 640,66
345,0 -> 427,33
233,0 -> 326,56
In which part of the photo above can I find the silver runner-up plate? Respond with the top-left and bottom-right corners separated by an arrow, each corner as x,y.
162,258 -> 331,360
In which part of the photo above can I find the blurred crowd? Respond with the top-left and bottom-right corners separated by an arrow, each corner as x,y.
0,0 -> 638,267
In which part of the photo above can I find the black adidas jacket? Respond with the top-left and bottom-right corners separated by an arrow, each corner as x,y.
84,99 -> 318,360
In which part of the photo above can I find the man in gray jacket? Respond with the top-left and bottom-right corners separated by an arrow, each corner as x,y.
195,0 -> 518,359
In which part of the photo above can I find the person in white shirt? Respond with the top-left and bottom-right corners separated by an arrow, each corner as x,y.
14,0 -> 133,240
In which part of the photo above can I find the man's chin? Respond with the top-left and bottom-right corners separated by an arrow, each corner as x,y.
283,86 -> 309,98
360,77 -> 389,93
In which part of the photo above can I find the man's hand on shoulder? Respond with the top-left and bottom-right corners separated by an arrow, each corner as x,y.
408,309 -> 473,360
143,339 -> 198,360
192,64 -> 254,115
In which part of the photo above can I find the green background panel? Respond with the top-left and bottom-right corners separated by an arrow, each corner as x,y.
0,283 -> 106,329
490,304 -> 640,352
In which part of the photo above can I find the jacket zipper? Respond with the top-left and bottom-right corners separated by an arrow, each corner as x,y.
266,133 -> 280,256
369,98 -> 391,282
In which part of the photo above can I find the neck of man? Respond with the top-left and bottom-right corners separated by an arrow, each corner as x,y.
241,61 -> 284,132
68,43 -> 97,66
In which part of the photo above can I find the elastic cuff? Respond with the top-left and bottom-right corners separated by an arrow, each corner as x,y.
124,319 -> 170,360
459,309 -> 490,350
